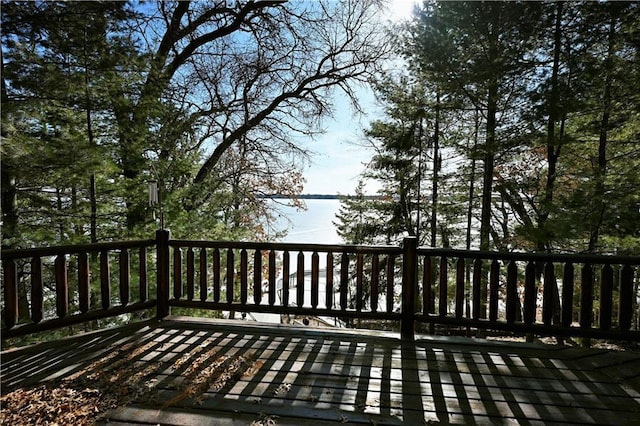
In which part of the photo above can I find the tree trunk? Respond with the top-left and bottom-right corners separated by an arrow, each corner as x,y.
588,10 -> 616,253
1,165 -> 18,249
1,55 -> 18,249
479,84 -> 497,251
430,93 -> 440,248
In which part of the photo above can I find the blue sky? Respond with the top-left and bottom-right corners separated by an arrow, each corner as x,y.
300,85 -> 381,195
299,0 -> 417,196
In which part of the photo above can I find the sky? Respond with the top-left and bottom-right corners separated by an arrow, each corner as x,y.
298,0 -> 418,196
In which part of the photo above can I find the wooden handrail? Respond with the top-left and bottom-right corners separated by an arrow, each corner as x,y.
1,239 -> 155,260
2,233 -> 639,343
2,238 -> 157,338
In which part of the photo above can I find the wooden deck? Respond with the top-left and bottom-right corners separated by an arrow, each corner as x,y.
2,317 -> 640,425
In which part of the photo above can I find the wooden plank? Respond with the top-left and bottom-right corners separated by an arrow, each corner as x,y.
31,257 -> 43,323
78,252 -> 90,313
253,249 -> 261,305
386,255 -> 394,313
580,264 -> 594,329
268,250 -> 276,306
325,253 -> 334,310
455,257 -> 464,318
371,254 -> 379,313
599,264 -> 613,330
489,260 -> 499,322
438,256 -> 447,316
423,256 -> 433,315
297,251 -> 305,308
119,249 -> 130,306
542,261 -> 556,325
356,253 -> 364,312
199,248 -> 207,302
523,261 -> 536,324
173,248 -> 182,300
340,252 -> 349,311
561,263 -> 574,327
103,405 -> 352,426
186,247 -> 195,301
311,251 -> 319,309
282,251 -> 290,307
619,264 -> 634,331
471,258 -> 481,320
139,247 -> 148,302
212,248 -> 220,303
226,249 -> 234,304
100,251 -> 110,309
240,249 -> 248,305
3,259 -> 18,327
505,261 -> 518,324
55,254 -> 68,318
4,318 -> 640,426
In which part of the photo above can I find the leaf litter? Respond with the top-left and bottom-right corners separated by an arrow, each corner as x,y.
1,339 -> 265,425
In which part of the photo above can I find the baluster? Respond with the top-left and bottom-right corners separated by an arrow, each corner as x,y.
140,247 -> 148,302
356,253 -> 364,312
269,250 -> 276,306
619,264 -> 634,331
371,254 -> 379,313
311,252 -> 319,309
253,250 -> 262,305
386,255 -> 394,313
523,261 -> 536,324
78,253 -> 90,313
455,257 -> 465,318
240,249 -> 248,304
423,256 -> 433,315
31,257 -> 43,323
340,251 -> 349,310
561,263 -> 574,327
119,249 -> 130,306
212,248 -> 221,303
543,262 -> 556,325
326,252 -> 334,309
226,249 -> 235,303
438,256 -> 447,316
173,248 -> 182,300
489,260 -> 500,322
3,259 -> 18,327
506,261 -> 518,324
199,248 -> 207,301
100,251 -> 110,309
472,258 -> 482,320
55,254 -> 68,318
580,264 -> 593,329
297,252 -> 305,307
186,248 -> 195,301
599,264 -> 613,330
282,251 -> 290,307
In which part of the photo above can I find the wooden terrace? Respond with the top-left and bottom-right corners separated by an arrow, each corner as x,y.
2,231 -> 640,424
3,316 -> 640,424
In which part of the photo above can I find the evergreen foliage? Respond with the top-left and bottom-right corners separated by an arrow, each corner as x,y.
1,1 -> 389,247
336,1 -> 640,255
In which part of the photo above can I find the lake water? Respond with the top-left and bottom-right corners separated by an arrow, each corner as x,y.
273,198 -> 342,245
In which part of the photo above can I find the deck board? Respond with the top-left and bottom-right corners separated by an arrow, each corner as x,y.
2,316 -> 640,425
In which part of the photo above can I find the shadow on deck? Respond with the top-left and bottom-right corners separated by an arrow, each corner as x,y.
2,317 -> 640,425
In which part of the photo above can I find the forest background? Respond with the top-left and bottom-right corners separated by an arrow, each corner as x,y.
2,0 -> 639,257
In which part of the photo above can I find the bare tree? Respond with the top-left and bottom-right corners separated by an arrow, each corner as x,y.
111,0 -> 390,228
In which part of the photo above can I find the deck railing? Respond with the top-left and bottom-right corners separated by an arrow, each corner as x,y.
1,239 -> 157,337
2,230 -> 639,342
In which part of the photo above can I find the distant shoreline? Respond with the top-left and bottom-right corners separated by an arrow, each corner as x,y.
263,194 -> 382,200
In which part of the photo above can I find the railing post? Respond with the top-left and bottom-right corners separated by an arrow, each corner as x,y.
156,229 -> 171,319
401,237 -> 418,341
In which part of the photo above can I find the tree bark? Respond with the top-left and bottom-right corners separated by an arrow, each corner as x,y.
588,10 -> 616,253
